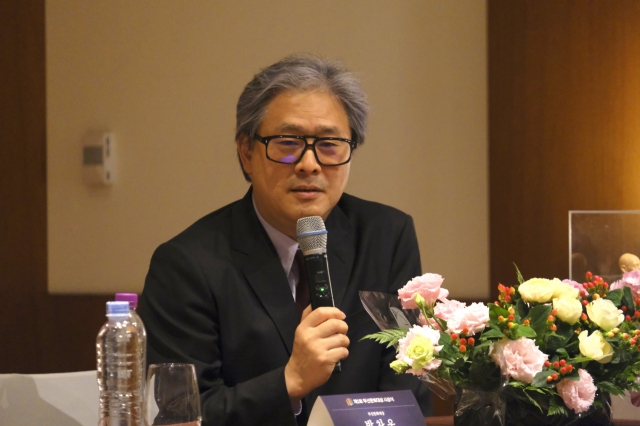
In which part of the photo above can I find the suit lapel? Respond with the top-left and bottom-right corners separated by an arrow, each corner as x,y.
325,202 -> 355,310
231,189 -> 298,355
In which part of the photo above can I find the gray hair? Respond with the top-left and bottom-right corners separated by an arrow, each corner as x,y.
235,54 -> 369,182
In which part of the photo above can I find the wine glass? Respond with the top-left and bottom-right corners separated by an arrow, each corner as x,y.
144,363 -> 202,426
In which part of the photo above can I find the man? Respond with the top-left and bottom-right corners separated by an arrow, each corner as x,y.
139,54 -> 432,425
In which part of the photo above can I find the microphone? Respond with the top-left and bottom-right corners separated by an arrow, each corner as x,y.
296,216 -> 341,372
296,216 -> 335,309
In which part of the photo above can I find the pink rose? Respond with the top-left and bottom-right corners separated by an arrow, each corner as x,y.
397,325 -> 442,375
556,369 -> 597,414
446,302 -> 490,336
418,313 -> 442,331
434,298 -> 466,321
490,337 -> 548,384
610,270 -> 640,297
562,279 -> 585,293
398,273 -> 449,309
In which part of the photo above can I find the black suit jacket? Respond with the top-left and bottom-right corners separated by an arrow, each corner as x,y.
139,189 -> 432,425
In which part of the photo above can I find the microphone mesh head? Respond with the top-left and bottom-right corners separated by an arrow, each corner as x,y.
296,216 -> 327,254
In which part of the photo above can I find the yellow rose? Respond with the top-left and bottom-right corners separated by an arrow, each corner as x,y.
406,335 -> 435,370
518,278 -> 555,303
553,297 -> 583,325
551,279 -> 580,299
578,330 -> 613,363
390,360 -> 410,374
586,298 -> 624,331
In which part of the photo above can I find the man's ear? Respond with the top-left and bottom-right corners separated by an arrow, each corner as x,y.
236,136 -> 253,176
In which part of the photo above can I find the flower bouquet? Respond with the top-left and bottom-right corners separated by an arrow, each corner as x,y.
361,268 -> 640,426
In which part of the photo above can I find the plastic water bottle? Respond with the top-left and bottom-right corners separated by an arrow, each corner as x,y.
115,293 -> 147,387
96,301 -> 144,426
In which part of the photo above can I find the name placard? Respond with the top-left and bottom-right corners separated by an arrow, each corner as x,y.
308,390 -> 424,426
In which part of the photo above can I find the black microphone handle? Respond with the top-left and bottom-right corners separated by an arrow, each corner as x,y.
302,252 -> 341,372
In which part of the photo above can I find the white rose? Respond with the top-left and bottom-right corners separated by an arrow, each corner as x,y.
551,279 -> 580,299
586,298 -> 624,331
518,278 -> 555,303
578,330 -> 613,363
553,297 -> 583,325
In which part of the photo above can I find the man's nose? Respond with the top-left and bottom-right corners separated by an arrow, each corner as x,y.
295,147 -> 321,174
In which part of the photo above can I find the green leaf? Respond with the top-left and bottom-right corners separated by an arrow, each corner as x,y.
570,355 -> 592,364
489,303 -> 509,321
531,370 -> 554,388
514,325 -> 537,338
548,399 -> 568,417
605,289 -> 624,306
473,341 -> 492,351
526,304 -> 553,337
515,298 -> 528,320
622,286 -> 636,316
514,263 -> 525,284
481,328 -> 506,339
597,381 -> 626,397
360,328 -> 407,348
555,348 -> 569,358
438,332 -> 452,346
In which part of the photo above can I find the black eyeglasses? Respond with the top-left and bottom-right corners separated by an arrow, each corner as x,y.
254,134 -> 356,166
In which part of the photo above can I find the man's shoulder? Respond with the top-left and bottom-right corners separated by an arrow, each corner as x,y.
164,196 -> 248,251
337,193 -> 413,225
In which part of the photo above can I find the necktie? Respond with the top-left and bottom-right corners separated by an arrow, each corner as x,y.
294,250 -> 310,319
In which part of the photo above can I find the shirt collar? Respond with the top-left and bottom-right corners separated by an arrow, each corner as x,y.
252,197 -> 299,276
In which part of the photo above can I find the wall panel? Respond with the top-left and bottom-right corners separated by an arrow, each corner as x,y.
0,0 -> 110,374
489,0 -> 640,298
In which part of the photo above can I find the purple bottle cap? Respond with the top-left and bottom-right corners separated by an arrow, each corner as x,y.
115,293 -> 138,309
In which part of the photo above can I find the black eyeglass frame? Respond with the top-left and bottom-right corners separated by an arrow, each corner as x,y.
254,134 -> 356,166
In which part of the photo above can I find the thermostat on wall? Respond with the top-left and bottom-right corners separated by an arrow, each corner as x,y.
83,133 -> 115,185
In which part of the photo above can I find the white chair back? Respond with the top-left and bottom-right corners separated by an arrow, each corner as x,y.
0,370 -> 98,426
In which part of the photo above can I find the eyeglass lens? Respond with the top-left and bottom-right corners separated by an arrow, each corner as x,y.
267,137 -> 350,165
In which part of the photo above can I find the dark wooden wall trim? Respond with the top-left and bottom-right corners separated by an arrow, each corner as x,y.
0,0 -> 110,374
489,0 -> 640,300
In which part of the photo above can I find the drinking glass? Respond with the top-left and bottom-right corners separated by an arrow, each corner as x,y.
144,363 -> 202,426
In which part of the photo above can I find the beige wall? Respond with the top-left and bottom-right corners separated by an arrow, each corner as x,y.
46,0 -> 488,299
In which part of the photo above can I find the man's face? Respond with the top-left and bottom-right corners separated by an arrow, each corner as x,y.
238,90 -> 352,239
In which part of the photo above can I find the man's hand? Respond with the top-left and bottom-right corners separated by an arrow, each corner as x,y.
284,306 -> 349,405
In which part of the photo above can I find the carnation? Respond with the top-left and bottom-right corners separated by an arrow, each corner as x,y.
610,270 -> 640,297
562,279 -> 586,294
418,313 -> 442,331
397,325 -> 442,374
398,273 -> 449,309
434,298 -> 466,321
490,337 -> 548,384
446,303 -> 490,336
556,369 -> 597,414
